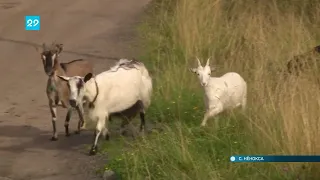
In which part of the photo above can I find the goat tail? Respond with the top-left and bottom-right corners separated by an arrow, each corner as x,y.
142,76 -> 153,109
140,72 -> 153,110
135,63 -> 153,109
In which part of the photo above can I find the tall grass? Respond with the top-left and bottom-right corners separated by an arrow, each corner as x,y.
105,0 -> 320,179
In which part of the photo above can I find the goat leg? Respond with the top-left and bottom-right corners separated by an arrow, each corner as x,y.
89,115 -> 106,156
90,130 -> 98,156
102,127 -> 110,141
138,100 -> 146,134
128,121 -> 138,139
201,105 -> 223,127
49,100 -> 58,141
75,105 -> 85,134
139,112 -> 145,132
119,117 -> 131,136
64,108 -> 72,136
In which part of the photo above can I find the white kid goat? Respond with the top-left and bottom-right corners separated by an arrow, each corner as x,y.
189,57 -> 247,127
58,59 -> 152,155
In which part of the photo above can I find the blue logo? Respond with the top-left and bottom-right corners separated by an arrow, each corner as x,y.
25,16 -> 40,31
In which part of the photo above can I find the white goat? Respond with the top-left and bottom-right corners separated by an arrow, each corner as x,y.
189,57 -> 247,127
58,59 -> 152,155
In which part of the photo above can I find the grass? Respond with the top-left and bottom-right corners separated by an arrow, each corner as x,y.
101,0 -> 320,179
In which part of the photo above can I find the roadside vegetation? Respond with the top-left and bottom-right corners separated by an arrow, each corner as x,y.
104,0 -> 320,179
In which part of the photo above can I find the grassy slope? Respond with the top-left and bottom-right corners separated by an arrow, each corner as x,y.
102,0 -> 320,179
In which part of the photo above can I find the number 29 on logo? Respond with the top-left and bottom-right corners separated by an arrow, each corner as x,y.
25,16 -> 40,31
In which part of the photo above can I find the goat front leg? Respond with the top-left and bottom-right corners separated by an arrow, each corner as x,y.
89,114 -> 106,156
75,104 -> 86,134
128,120 -> 138,139
201,104 -> 223,127
49,99 -> 58,141
64,108 -> 72,136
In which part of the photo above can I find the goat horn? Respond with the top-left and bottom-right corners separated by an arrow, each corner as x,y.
196,57 -> 201,67
206,58 -> 210,66
42,43 -> 47,50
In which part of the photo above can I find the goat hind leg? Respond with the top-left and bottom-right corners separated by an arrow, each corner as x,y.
138,112 -> 146,137
102,127 -> 110,141
138,101 -> 146,135
241,96 -> 247,111
102,114 -> 110,141
139,112 -> 146,132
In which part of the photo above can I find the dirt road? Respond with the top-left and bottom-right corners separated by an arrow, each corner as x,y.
0,0 -> 150,179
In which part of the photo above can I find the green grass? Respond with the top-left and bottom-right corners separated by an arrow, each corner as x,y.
101,0 -> 320,179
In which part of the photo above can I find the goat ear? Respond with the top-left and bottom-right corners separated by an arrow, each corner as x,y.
84,73 -> 93,83
53,53 -> 57,59
211,67 -> 216,72
189,68 -> 197,73
57,75 -> 69,81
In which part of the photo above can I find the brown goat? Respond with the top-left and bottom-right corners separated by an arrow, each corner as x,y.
287,45 -> 320,75
40,42 -> 93,141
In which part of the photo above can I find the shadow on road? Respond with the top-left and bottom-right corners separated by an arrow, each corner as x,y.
0,125 -> 93,154
0,122 -> 140,154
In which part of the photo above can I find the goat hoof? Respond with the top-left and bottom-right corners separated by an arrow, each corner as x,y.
89,146 -> 98,155
65,133 -> 71,137
50,136 -> 58,141
74,130 -> 80,134
80,123 -> 86,130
